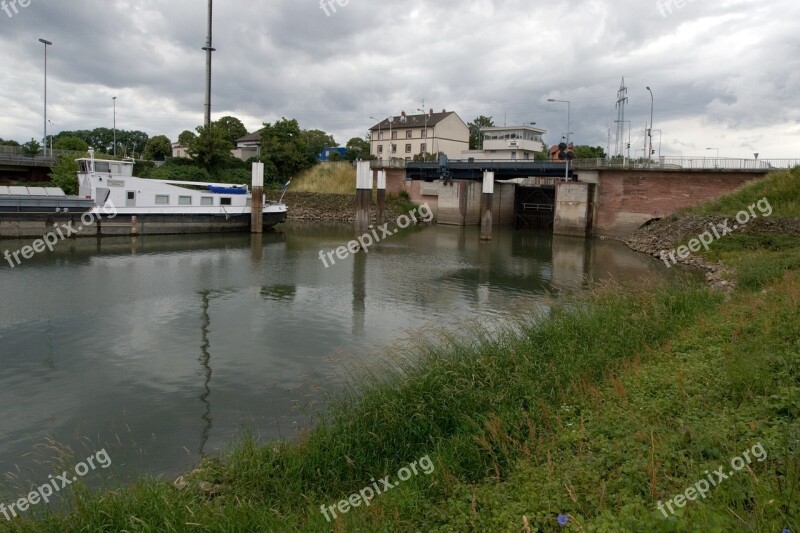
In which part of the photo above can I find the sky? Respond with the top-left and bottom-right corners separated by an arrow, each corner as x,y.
1,0 -> 798,158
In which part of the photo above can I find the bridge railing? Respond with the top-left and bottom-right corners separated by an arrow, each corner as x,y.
570,157 -> 800,171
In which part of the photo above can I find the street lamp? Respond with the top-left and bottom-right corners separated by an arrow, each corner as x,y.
39,38 -> 52,156
706,147 -> 719,159
112,96 -> 117,156
547,98 -> 571,180
646,86 -> 654,165
47,120 -> 55,155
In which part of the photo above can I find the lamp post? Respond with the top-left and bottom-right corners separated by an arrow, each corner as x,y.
646,86 -> 654,166
39,38 -> 52,156
47,120 -> 54,155
547,98 -> 571,180
706,147 -> 719,168
652,128 -> 662,162
112,96 -> 117,156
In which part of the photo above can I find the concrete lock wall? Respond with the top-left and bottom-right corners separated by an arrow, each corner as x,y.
553,182 -> 594,237
402,178 -> 515,226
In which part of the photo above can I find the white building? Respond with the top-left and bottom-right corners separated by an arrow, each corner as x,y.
462,125 -> 547,161
369,110 -> 469,161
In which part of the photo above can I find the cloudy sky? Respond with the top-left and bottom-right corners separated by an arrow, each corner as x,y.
1,0 -> 798,158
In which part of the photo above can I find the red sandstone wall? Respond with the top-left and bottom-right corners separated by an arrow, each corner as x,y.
595,170 -> 765,237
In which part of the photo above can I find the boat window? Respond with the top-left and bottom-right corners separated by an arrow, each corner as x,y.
155,195 -> 170,205
110,164 -> 120,174
178,196 -> 192,206
79,161 -> 89,173
200,197 -> 214,206
127,192 -> 135,200
95,162 -> 111,173
220,197 -> 232,206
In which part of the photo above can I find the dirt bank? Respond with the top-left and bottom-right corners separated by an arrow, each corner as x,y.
266,191 -> 409,222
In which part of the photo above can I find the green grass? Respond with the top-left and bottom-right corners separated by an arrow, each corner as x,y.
682,166 -> 800,217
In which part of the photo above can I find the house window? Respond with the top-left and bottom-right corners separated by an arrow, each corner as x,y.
201,197 -> 214,206
377,145 -> 384,154
378,132 -> 384,140
420,143 -> 427,153
421,129 -> 427,138
220,197 -> 232,206
405,144 -> 412,153
178,196 -> 192,206
391,144 -> 397,154
155,195 -> 170,205
391,131 -> 397,140
405,130 -> 413,139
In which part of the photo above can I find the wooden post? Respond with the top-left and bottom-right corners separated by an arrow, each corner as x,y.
251,162 -> 264,233
480,171 -> 494,241
376,170 -> 387,225
355,161 -> 372,235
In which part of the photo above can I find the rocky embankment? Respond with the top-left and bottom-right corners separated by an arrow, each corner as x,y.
266,191 -> 406,222
625,216 -> 800,290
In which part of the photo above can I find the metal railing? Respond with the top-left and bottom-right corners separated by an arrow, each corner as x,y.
370,157 -> 800,172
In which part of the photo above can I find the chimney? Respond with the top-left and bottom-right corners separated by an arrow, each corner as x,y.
442,109 -> 446,113
429,108 -> 433,116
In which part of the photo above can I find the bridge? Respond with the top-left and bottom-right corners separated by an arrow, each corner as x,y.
373,157 -> 798,238
0,148 -> 87,182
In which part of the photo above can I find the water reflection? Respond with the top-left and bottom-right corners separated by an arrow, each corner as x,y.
0,224 -> 693,481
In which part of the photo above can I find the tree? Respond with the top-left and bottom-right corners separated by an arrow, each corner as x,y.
0,138 -> 20,147
188,124 -> 234,172
344,136 -> 372,161
214,116 -> 248,145
468,115 -> 494,150
49,156 -> 79,195
143,135 -> 172,161
573,145 -> 607,159
21,138 -> 41,157
53,136 -> 89,152
178,130 -> 196,145
303,129 -> 336,161
259,118 -> 316,180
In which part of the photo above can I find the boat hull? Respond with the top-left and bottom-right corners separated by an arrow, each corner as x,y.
0,211 -> 288,240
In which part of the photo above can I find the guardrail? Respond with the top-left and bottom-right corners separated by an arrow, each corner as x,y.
370,157 -> 800,171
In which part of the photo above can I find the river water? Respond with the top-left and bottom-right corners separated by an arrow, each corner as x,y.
0,223 -> 685,485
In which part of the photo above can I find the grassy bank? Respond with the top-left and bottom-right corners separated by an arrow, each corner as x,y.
3,172 -> 799,532
291,163 -> 356,194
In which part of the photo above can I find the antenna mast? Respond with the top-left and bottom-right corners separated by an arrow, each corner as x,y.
614,77 -> 628,157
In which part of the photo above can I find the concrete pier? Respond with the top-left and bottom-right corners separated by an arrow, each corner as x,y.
376,170 -> 387,225
355,161 -> 372,235
250,162 -> 264,233
480,171 -> 494,240
553,181 -> 594,238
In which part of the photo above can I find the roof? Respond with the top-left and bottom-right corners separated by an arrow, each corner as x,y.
236,130 -> 264,143
369,111 -> 462,131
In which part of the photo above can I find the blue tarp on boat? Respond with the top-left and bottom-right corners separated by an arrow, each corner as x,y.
207,185 -> 247,195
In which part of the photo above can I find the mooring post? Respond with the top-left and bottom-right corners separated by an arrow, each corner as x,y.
355,161 -> 372,235
376,170 -> 387,225
480,171 -> 494,241
251,162 -> 264,233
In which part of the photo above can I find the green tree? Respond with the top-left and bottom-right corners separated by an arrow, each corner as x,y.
188,124 -> 233,172
0,138 -> 20,147
214,116 -> 248,145
143,135 -> 172,161
468,115 -> 494,150
303,129 -> 336,161
53,136 -> 89,152
177,130 -> 196,145
259,118 -> 316,180
21,138 -> 41,157
49,156 -> 79,195
344,136 -> 372,161
573,145 -> 607,159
